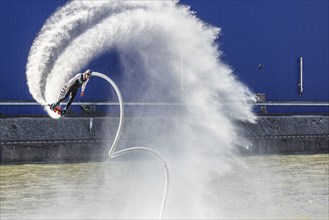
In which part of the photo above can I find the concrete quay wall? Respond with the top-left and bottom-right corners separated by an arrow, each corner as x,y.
0,116 -> 328,164
240,116 -> 329,154
0,117 -> 115,164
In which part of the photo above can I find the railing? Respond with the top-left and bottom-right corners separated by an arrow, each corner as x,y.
253,101 -> 329,106
0,101 -> 328,106
0,101 -> 328,117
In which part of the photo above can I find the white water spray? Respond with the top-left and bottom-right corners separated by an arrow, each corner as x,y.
26,0 -> 256,218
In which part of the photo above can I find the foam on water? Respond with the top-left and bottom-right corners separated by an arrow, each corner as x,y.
26,0 -> 256,218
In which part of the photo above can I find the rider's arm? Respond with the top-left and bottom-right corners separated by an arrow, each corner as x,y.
81,78 -> 89,93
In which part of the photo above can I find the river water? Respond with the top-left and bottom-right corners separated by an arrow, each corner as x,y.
1,154 -> 328,219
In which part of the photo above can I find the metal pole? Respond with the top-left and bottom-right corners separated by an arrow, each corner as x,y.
299,57 -> 303,96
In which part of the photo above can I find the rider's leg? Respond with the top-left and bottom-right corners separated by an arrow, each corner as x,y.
53,87 -> 70,108
64,90 -> 78,111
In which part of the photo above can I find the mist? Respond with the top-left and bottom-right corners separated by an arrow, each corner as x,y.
26,0 -> 256,218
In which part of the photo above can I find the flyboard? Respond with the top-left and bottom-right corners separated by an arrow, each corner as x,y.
47,104 -> 64,116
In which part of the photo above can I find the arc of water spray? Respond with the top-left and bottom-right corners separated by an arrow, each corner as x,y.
92,72 -> 169,219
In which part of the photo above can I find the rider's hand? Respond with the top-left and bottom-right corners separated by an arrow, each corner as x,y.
80,92 -> 84,97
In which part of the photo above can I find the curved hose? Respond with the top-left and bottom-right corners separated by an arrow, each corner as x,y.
93,72 -> 169,219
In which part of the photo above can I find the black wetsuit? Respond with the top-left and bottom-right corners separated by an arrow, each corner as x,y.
55,73 -> 89,110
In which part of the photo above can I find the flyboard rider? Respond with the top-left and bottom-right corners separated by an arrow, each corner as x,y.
50,69 -> 92,115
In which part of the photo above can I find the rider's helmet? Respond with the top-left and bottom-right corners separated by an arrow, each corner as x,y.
85,69 -> 92,76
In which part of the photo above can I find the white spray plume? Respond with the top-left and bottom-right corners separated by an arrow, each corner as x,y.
26,0 -> 256,218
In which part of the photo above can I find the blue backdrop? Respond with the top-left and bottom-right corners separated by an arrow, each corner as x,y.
0,0 -> 328,115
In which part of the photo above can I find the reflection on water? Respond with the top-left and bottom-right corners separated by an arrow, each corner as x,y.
1,154 -> 328,219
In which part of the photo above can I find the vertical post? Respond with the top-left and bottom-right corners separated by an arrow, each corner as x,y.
299,57 -> 303,96
257,68 -> 260,93
257,64 -> 264,93
89,118 -> 93,132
